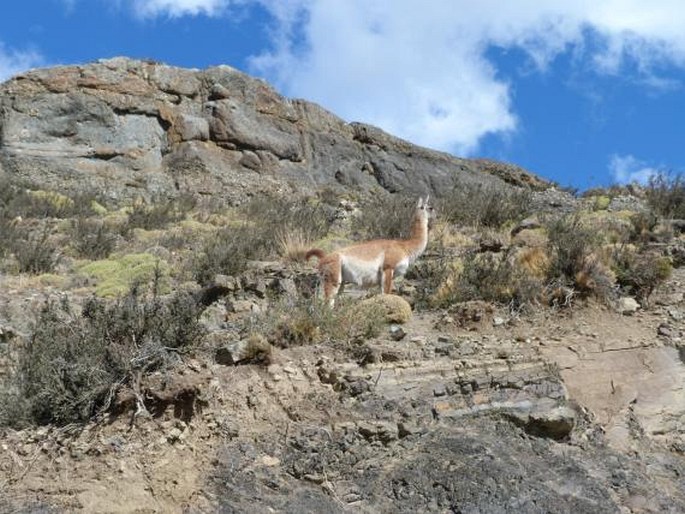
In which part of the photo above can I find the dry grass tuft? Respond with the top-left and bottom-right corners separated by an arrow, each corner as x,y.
278,229 -> 312,264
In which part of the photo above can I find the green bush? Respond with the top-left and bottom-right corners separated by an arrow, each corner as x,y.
241,195 -> 333,244
78,253 -> 170,297
0,217 -> 18,258
193,224 -> 258,284
546,215 -> 599,285
0,286 -> 204,427
629,211 -> 660,243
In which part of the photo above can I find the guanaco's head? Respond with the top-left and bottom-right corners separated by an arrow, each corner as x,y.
415,195 -> 435,229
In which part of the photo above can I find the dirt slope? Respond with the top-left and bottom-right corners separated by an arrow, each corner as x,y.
2,268 -> 684,513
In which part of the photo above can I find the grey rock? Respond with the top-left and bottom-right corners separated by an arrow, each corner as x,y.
389,325 -> 406,341
618,297 -> 640,315
668,308 -> 683,321
0,57 -> 527,203
658,323 -> 675,338
215,340 -> 251,365
199,303 -> 227,331
510,216 -> 542,236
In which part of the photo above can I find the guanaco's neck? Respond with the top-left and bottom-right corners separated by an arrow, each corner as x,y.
405,212 -> 429,258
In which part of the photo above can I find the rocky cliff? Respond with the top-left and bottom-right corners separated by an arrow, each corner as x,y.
0,57 -> 523,203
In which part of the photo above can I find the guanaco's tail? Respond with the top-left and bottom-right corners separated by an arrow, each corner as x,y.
305,248 -> 326,261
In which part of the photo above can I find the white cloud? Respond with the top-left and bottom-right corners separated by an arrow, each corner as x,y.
39,1 -> 685,158
244,1 -> 685,156
0,44 -> 43,83
609,154 -> 659,184
131,0 -> 231,18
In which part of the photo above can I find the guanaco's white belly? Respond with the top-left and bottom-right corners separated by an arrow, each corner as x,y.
394,257 -> 410,276
340,254 -> 383,287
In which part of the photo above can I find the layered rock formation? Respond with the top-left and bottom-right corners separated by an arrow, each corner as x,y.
0,57 -> 520,203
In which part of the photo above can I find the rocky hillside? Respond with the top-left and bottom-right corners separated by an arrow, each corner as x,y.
0,57 -> 538,204
0,59 -> 684,513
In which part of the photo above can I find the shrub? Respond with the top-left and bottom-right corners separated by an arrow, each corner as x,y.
3,188 -> 97,219
628,211 -> 660,243
612,246 -> 672,305
193,224 -> 257,285
645,172 -> 685,219
351,194 -> 417,240
546,215 -> 598,285
70,217 -> 118,259
193,196 -> 334,284
593,195 -> 611,211
0,286 -> 204,427
439,182 -> 533,229
125,194 -> 196,231
450,250 -> 541,308
0,217 -> 18,258
245,296 -> 385,349
242,195 -> 333,244
545,214 -> 615,302
12,226 -> 61,274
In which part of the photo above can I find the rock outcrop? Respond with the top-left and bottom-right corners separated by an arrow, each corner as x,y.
0,57 -> 525,203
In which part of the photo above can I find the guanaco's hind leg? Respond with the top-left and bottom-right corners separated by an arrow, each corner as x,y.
321,258 -> 342,306
382,268 -> 394,294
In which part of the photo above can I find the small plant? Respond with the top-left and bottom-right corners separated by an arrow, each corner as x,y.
351,194 -> 417,239
628,211 -> 660,243
193,196 -> 334,284
546,215 -> 596,284
12,226 -> 61,274
612,246 -> 672,305
125,194 -> 197,231
3,188 -> 97,219
442,249 -> 541,309
79,254 -> 171,297
193,224 -> 256,284
439,182 -> 533,229
0,216 -> 18,258
645,171 -> 685,219
244,295 -> 385,350
242,196 -> 333,244
545,214 -> 617,303
70,217 -> 118,259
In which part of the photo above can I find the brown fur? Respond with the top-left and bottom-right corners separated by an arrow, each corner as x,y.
307,197 -> 432,305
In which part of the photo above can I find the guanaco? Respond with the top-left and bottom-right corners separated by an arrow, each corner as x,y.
306,196 -> 433,306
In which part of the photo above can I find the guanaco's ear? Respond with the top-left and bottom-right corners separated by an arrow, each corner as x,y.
417,197 -> 424,209
425,194 -> 430,207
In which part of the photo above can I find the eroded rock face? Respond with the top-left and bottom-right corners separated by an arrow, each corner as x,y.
0,57 -> 510,203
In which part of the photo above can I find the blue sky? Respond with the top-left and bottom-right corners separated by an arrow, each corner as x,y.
1,1 -> 684,190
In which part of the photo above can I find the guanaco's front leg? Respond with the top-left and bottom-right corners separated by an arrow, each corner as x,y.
382,268 -> 394,294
